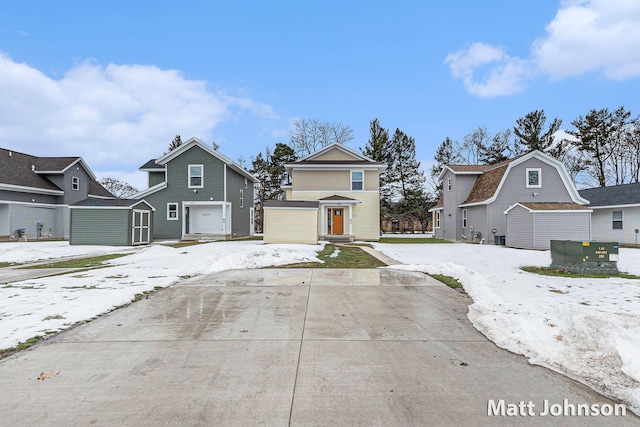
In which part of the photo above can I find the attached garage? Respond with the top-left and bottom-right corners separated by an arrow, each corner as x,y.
504,202 -> 592,250
263,200 -> 319,244
70,199 -> 155,246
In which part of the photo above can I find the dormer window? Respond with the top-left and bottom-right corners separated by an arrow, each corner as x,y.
526,168 -> 542,188
189,164 -> 203,188
351,170 -> 364,191
72,176 -> 79,191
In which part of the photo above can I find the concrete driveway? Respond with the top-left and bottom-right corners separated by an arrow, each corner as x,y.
0,268 -> 637,426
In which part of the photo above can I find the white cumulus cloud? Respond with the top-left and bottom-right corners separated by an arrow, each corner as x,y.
0,53 -> 277,173
444,42 -> 529,97
445,0 -> 640,96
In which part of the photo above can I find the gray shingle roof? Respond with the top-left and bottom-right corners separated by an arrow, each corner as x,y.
579,183 -> 640,207
263,200 -> 319,208
139,159 -> 164,170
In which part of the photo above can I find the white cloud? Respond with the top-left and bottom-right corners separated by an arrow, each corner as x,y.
445,1 -> 640,96
0,53 -> 277,180
444,43 -> 529,97
533,0 -> 640,80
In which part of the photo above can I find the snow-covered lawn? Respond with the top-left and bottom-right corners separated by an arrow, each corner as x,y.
374,242 -> 640,415
0,241 -> 322,350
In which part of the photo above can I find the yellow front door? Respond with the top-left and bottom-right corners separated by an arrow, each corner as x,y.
332,208 -> 344,235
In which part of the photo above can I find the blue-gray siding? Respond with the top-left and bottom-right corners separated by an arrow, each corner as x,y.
70,209 -> 132,245
506,206 -> 590,250
505,205 -> 534,249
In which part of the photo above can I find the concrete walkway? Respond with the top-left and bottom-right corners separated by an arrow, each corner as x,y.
0,268 -> 637,426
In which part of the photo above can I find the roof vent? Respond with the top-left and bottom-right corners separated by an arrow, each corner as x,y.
32,165 -> 35,171
8,151 -> 12,157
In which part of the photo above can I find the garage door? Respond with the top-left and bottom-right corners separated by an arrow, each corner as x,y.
190,206 -> 223,234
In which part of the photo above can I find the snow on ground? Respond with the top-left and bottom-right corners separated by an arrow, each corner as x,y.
0,241 -> 322,350
374,242 -> 640,415
0,241 -> 134,264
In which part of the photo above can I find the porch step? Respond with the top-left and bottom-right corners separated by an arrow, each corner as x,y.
320,235 -> 355,243
182,233 -> 230,241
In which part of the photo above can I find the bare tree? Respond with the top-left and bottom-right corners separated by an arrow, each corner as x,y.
289,118 -> 354,157
98,178 -> 139,199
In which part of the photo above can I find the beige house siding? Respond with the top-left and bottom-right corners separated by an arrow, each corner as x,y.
290,190 -> 380,241
293,170 -> 350,191
312,147 -> 357,161
365,170 -> 379,191
264,207 -> 318,244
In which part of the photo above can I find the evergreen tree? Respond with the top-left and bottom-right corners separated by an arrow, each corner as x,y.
513,110 -> 561,153
430,137 -> 459,198
250,148 -> 272,233
361,119 -> 394,212
168,135 -> 182,152
569,108 -> 617,187
479,129 -> 512,164
269,143 -> 297,200
389,129 -> 426,221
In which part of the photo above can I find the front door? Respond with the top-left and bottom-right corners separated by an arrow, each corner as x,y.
331,208 -> 344,235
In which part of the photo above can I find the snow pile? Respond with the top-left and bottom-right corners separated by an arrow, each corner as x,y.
0,241 -> 133,264
375,242 -> 640,415
0,241 -> 322,349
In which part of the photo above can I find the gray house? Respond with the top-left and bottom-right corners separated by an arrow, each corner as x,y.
134,137 -> 257,240
579,182 -> 640,246
0,147 -> 114,241
430,150 -> 591,250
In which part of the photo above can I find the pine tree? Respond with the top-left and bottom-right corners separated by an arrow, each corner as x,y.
430,137 -> 459,198
479,129 -> 512,164
361,119 -> 394,212
390,129 -> 426,222
269,143 -> 297,200
168,135 -> 182,151
250,148 -> 272,233
514,110 -> 562,153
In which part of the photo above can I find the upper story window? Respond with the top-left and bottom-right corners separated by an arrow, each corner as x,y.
526,168 -> 542,188
462,209 -> 467,228
240,189 -> 244,208
351,170 -> 364,191
447,178 -> 452,191
612,210 -> 623,229
189,164 -> 203,188
72,176 -> 79,191
167,203 -> 179,220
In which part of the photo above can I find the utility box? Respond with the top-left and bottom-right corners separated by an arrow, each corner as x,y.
550,240 -> 619,275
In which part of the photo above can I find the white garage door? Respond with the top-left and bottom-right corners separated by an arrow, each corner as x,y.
190,206 -> 224,234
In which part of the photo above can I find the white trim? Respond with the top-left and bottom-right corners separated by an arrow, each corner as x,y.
188,164 -> 204,188
167,202 -> 179,220
460,150 -> 589,207
438,165 -> 484,180
154,137 -> 258,182
0,183 -> 64,196
297,142 -> 376,163
317,199 -> 361,206
224,164 -> 227,201
428,206 -> 444,213
87,194 -> 115,200
462,208 -> 467,228
434,211 -> 441,228
293,190 -> 377,194
285,164 -> 385,171
526,168 -> 542,188
239,189 -> 244,209
2,200 -> 64,208
132,182 -> 167,198
132,209 -> 151,245
350,170 -> 364,191
34,157 -> 97,180
589,203 -> 640,209
69,201 -> 156,211
249,207 -> 255,236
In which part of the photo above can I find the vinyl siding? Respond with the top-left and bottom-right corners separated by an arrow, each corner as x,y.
8,204 -> 59,240
292,170 -> 350,191
364,170 -> 379,191
533,212 -> 591,250
591,207 -> 640,245
465,206 -> 487,242
505,205 -> 533,249
312,147 -> 356,161
264,208 -> 318,244
70,209 -> 131,245
225,169 -> 254,237
143,145 -> 226,239
290,190 -> 380,240
149,171 -> 165,187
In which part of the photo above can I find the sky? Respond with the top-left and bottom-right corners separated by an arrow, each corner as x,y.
1,0 -> 640,190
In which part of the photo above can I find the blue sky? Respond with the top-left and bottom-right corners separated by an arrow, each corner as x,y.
1,1 -> 639,189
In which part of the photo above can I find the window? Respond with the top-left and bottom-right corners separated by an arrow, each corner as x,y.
167,203 -> 179,220
240,189 -> 244,208
462,209 -> 467,228
526,168 -> 542,188
351,170 -> 364,191
244,178 -> 248,189
188,164 -> 203,188
434,211 -> 441,228
447,178 -> 452,191
72,176 -> 79,191
612,210 -> 623,230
